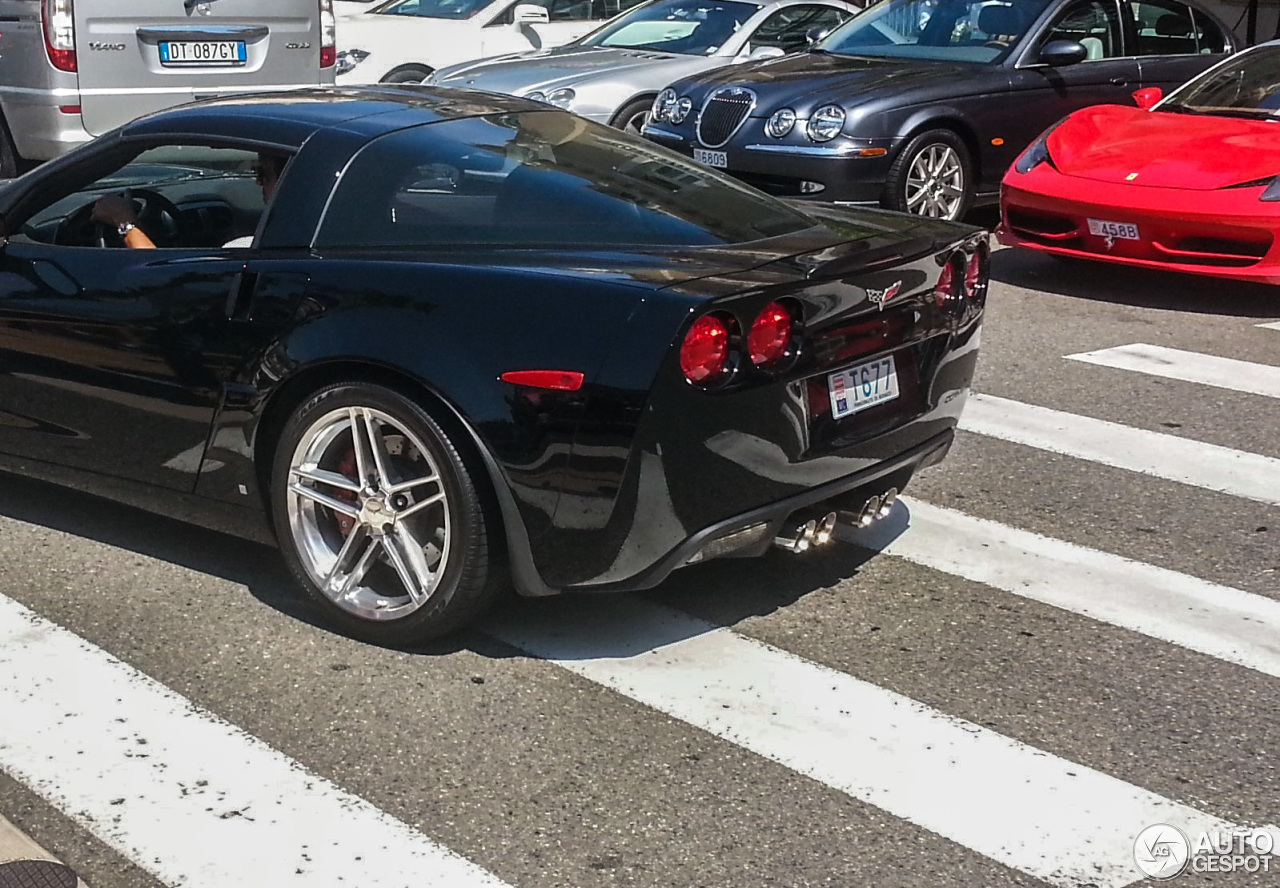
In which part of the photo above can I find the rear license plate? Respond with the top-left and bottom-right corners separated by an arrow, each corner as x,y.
159,41 -> 247,66
1087,218 -> 1139,240
693,148 -> 727,168
828,355 -> 899,419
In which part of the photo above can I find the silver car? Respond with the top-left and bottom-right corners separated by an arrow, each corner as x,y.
429,0 -> 859,132
0,0 -> 336,176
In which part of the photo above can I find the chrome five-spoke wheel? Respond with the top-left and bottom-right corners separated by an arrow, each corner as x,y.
273,382 -> 499,643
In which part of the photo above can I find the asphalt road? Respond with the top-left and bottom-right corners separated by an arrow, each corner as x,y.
1,240 -> 1278,888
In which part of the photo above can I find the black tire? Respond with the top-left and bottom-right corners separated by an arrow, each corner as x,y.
271,382 -> 502,644
381,65 -> 432,85
611,97 -> 654,134
882,128 -> 974,222
0,113 -> 19,180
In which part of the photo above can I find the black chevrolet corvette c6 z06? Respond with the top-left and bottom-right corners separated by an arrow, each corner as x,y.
0,87 -> 986,642
643,0 -> 1236,221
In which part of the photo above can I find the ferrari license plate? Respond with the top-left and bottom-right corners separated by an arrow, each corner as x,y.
829,355 -> 899,419
1087,218 -> 1140,241
159,40 -> 247,66
693,148 -> 727,168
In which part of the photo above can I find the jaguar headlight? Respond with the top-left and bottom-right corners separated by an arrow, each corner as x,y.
670,97 -> 692,125
525,90 -> 547,103
545,88 -> 576,109
652,88 -> 677,122
765,108 -> 796,138
806,105 -> 845,142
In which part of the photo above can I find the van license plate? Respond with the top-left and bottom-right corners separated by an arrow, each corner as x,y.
160,41 -> 247,66
693,148 -> 727,168
828,355 -> 899,419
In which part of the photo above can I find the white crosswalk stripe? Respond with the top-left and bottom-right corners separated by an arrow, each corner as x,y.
1067,342 -> 1280,399
488,599 -> 1264,888
960,393 -> 1280,505
0,595 -> 511,888
1255,321 -> 1280,331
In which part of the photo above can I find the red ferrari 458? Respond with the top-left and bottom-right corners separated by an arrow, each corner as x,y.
998,41 -> 1280,283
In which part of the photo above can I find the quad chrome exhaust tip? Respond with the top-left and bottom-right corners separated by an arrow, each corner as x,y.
842,487 -> 899,529
774,511 -> 838,553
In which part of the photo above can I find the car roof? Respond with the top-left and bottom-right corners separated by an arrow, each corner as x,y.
119,86 -> 538,149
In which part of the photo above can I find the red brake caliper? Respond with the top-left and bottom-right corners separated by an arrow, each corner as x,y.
333,449 -> 360,536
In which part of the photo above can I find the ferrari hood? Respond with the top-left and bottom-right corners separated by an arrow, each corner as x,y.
435,46 -> 693,93
1048,104 -> 1280,190
682,52 -> 978,114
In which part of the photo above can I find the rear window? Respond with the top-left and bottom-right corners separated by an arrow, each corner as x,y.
314,111 -> 813,249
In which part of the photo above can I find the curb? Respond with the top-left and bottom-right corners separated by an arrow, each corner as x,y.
0,815 -> 88,888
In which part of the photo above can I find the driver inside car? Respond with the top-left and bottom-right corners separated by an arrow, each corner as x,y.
90,152 -> 287,249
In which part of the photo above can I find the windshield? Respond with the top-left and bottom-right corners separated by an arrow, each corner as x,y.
1160,46 -> 1280,119
817,0 -> 1053,63
369,0 -> 494,20
578,0 -> 760,55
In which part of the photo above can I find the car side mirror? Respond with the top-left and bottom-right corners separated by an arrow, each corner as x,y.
746,46 -> 786,61
1132,86 -> 1163,110
1037,39 -> 1087,66
805,26 -> 831,47
512,3 -> 549,24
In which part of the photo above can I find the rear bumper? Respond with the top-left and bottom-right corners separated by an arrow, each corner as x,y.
563,428 -> 954,594
0,89 -> 93,161
998,169 -> 1280,284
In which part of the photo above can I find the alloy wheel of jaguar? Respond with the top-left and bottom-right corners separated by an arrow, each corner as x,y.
884,129 -> 974,222
272,382 -> 500,643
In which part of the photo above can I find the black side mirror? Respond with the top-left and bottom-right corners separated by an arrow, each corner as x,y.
1037,39 -> 1088,66
806,26 -> 831,47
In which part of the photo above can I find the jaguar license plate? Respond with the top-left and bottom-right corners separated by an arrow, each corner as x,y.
828,355 -> 899,419
159,41 -> 247,66
1087,218 -> 1139,241
693,148 -> 727,168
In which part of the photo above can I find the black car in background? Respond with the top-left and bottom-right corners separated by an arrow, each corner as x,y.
643,0 -> 1237,220
0,88 -> 986,642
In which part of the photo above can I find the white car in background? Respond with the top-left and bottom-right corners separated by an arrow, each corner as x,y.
335,0 -> 645,85
335,0 -> 379,14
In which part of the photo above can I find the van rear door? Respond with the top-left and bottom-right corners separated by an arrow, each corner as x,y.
75,0 -> 334,137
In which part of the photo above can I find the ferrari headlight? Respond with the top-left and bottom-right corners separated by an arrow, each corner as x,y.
670,97 -> 692,125
652,88 -> 677,122
545,88 -> 576,109
1014,117 -> 1068,174
1261,178 -> 1280,201
765,108 -> 796,138
525,90 -> 547,103
806,105 -> 845,142
335,48 -> 369,76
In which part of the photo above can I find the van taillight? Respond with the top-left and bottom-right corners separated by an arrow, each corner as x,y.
748,301 -> 792,366
681,314 -> 731,384
319,0 -> 336,68
42,0 -> 76,73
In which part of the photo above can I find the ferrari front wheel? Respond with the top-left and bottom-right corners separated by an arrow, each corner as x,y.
883,129 -> 973,222
272,382 -> 500,644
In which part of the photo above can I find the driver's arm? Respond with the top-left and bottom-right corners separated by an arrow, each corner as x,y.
91,195 -> 157,250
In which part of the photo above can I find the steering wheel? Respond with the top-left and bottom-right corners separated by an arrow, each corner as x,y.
57,188 -> 185,248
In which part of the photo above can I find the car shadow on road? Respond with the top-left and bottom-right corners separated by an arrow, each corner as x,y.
0,466 -> 907,662
990,247 -> 1280,318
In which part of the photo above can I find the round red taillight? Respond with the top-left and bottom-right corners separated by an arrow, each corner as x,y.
934,259 -> 957,308
748,301 -> 792,366
965,250 -> 986,303
681,314 -> 730,383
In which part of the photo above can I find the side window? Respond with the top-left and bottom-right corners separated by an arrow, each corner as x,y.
14,144 -> 280,250
1041,0 -> 1123,60
749,5 -> 851,54
548,0 -> 592,21
1190,8 -> 1228,53
1130,0 -> 1211,55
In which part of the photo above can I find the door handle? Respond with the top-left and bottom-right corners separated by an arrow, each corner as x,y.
1110,77 -> 1129,85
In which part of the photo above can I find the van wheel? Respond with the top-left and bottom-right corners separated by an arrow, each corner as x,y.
0,117 -> 19,179
381,65 -> 432,85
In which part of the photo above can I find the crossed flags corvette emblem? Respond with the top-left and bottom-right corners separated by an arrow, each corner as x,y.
865,280 -> 903,310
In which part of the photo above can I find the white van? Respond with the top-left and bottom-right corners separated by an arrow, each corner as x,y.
0,0 -> 337,176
